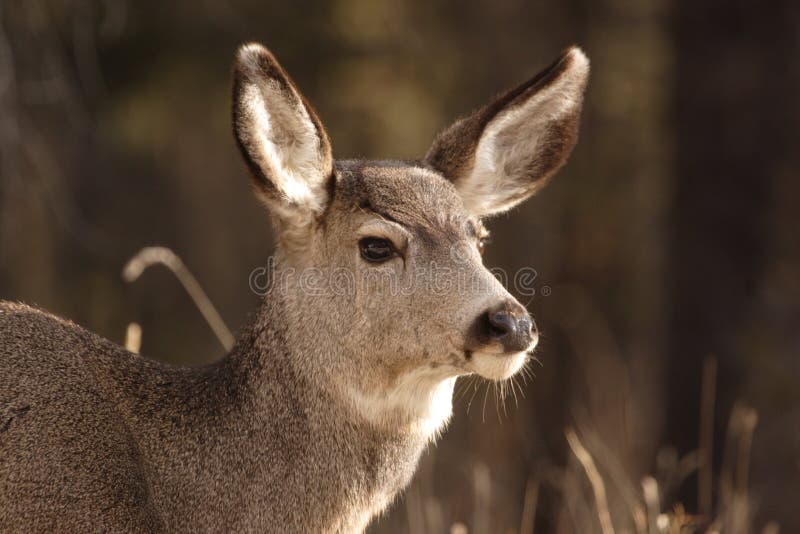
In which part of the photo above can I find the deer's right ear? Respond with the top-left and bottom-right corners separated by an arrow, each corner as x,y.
232,43 -> 333,222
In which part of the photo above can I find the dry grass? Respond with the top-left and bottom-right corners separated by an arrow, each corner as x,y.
434,362 -> 774,534
122,246 -> 235,351
416,402 -> 770,534
398,356 -> 774,534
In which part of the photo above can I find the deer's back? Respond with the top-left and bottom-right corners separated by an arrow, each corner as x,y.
0,301 -> 163,530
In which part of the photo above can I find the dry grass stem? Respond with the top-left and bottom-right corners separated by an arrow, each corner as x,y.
520,477 -> 539,534
124,322 -> 142,353
699,357 -> 717,518
122,246 -> 235,351
641,476 -> 660,534
473,462 -> 491,534
565,428 -> 616,534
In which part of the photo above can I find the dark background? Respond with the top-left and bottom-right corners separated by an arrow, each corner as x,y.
1,1 -> 797,532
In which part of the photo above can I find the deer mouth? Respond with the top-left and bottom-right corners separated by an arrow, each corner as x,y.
466,349 -> 530,381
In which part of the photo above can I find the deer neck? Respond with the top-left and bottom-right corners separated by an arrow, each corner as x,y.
135,266 -> 454,530
222,291 -> 443,528
243,285 -> 457,443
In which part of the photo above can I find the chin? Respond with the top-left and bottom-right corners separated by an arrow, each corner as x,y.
469,350 -> 529,381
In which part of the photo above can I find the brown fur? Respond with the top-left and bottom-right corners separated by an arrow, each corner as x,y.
0,42 -> 588,532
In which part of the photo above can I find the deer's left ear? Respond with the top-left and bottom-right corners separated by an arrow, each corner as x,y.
425,47 -> 589,218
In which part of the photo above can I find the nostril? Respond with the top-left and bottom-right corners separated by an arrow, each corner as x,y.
488,310 -> 515,339
518,315 -> 533,336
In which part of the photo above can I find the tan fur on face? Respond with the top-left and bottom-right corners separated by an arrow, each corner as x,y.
280,162 -> 530,434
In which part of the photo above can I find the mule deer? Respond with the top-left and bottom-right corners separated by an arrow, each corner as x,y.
0,42 -> 588,532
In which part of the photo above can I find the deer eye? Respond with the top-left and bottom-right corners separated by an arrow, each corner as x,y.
478,237 -> 490,255
359,237 -> 396,263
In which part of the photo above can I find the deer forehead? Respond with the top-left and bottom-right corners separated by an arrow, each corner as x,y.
331,160 -> 484,243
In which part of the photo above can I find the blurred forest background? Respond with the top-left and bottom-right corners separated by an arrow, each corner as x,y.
0,1 -> 798,532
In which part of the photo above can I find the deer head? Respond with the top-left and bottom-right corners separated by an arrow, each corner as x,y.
232,43 -> 588,436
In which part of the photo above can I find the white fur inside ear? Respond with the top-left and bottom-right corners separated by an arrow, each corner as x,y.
461,49 -> 589,217
240,71 -> 328,215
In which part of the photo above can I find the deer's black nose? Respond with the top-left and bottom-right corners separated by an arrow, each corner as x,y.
484,302 -> 536,353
